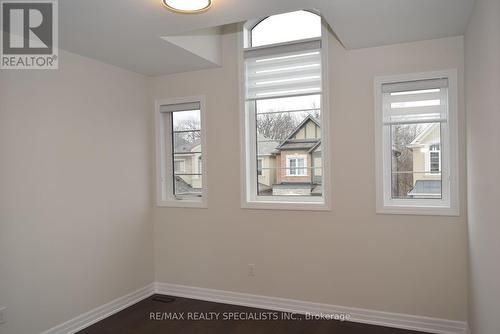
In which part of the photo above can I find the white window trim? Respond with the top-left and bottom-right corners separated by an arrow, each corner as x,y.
286,155 -> 308,176
374,70 -> 459,216
155,96 -> 208,208
238,13 -> 332,211
426,144 -> 441,175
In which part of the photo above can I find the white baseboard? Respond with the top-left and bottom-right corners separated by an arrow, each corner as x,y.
41,284 -> 155,334
40,282 -> 468,334
155,282 -> 468,334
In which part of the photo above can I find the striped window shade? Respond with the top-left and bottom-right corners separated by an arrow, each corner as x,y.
160,101 -> 200,113
382,78 -> 449,125
244,40 -> 322,100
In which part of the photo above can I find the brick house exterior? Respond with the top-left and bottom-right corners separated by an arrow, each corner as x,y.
271,116 -> 322,196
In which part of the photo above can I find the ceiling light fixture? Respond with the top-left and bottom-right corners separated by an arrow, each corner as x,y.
162,0 -> 211,13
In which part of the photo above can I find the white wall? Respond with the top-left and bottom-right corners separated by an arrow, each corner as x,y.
0,23 -> 472,333
150,27 -> 468,321
465,0 -> 500,332
0,50 -> 153,334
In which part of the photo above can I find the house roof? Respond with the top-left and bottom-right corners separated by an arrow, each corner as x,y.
408,123 -> 440,147
174,176 -> 202,194
174,137 -> 201,153
276,115 -> 321,151
256,116 -> 322,154
279,139 -> 319,151
279,115 -> 320,144
408,180 -> 442,196
308,141 -> 322,153
257,134 -> 280,155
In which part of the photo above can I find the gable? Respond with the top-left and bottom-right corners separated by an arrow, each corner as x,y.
290,119 -> 321,140
410,123 -> 440,146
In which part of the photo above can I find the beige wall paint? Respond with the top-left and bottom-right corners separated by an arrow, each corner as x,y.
465,0 -> 500,332
150,28 -> 468,321
412,124 -> 442,184
0,50 -> 153,334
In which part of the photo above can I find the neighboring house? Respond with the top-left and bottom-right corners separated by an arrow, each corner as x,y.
174,115 -> 323,197
257,134 -> 279,194
406,123 -> 442,198
174,137 -> 202,195
258,115 -> 322,196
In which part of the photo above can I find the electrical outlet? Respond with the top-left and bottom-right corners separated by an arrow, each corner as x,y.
248,264 -> 255,277
0,307 -> 6,324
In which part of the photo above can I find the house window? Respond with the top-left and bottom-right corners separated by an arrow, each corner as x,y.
287,156 -> 307,176
155,97 -> 207,208
375,71 -> 459,215
241,10 -> 330,209
429,144 -> 441,173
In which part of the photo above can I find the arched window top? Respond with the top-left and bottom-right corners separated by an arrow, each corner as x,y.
250,10 -> 321,48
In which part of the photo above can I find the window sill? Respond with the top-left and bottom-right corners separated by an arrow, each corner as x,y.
242,199 -> 330,211
157,199 -> 207,209
376,204 -> 459,216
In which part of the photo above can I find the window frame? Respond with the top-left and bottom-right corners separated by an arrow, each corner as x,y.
239,11 -> 331,211
374,70 -> 459,216
428,144 -> 441,175
286,155 -> 307,176
155,96 -> 208,208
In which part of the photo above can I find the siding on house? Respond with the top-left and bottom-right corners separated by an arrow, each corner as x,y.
411,124 -> 441,185
277,150 -> 311,184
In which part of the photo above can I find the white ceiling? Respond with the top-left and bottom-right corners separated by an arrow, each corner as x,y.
59,0 -> 474,76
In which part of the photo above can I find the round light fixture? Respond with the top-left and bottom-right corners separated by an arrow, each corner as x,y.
162,0 -> 211,13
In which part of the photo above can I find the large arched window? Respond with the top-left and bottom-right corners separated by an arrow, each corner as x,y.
241,10 -> 330,209
250,10 -> 321,47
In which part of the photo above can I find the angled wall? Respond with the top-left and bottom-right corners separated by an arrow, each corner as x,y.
465,0 -> 500,333
0,50 -> 154,334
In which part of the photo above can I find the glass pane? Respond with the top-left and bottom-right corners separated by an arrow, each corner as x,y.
171,109 -> 202,198
289,159 -> 297,175
172,109 -> 200,131
251,10 -> 321,47
173,131 -> 201,154
430,151 -> 440,173
390,123 -> 442,199
257,159 -> 263,176
256,95 -> 321,141
174,174 -> 202,197
255,95 -> 322,197
174,159 -> 185,173
173,153 -> 202,174
257,94 -> 321,114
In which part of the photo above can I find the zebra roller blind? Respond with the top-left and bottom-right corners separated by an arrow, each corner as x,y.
382,78 -> 449,125
244,40 -> 322,101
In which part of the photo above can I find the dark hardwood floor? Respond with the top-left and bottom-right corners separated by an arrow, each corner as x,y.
78,294 -> 427,334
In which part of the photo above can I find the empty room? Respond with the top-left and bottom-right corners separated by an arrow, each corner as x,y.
0,0 -> 499,333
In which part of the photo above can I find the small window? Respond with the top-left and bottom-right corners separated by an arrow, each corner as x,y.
375,71 -> 459,215
287,156 -> 307,176
155,97 -> 207,208
429,144 -> 441,174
